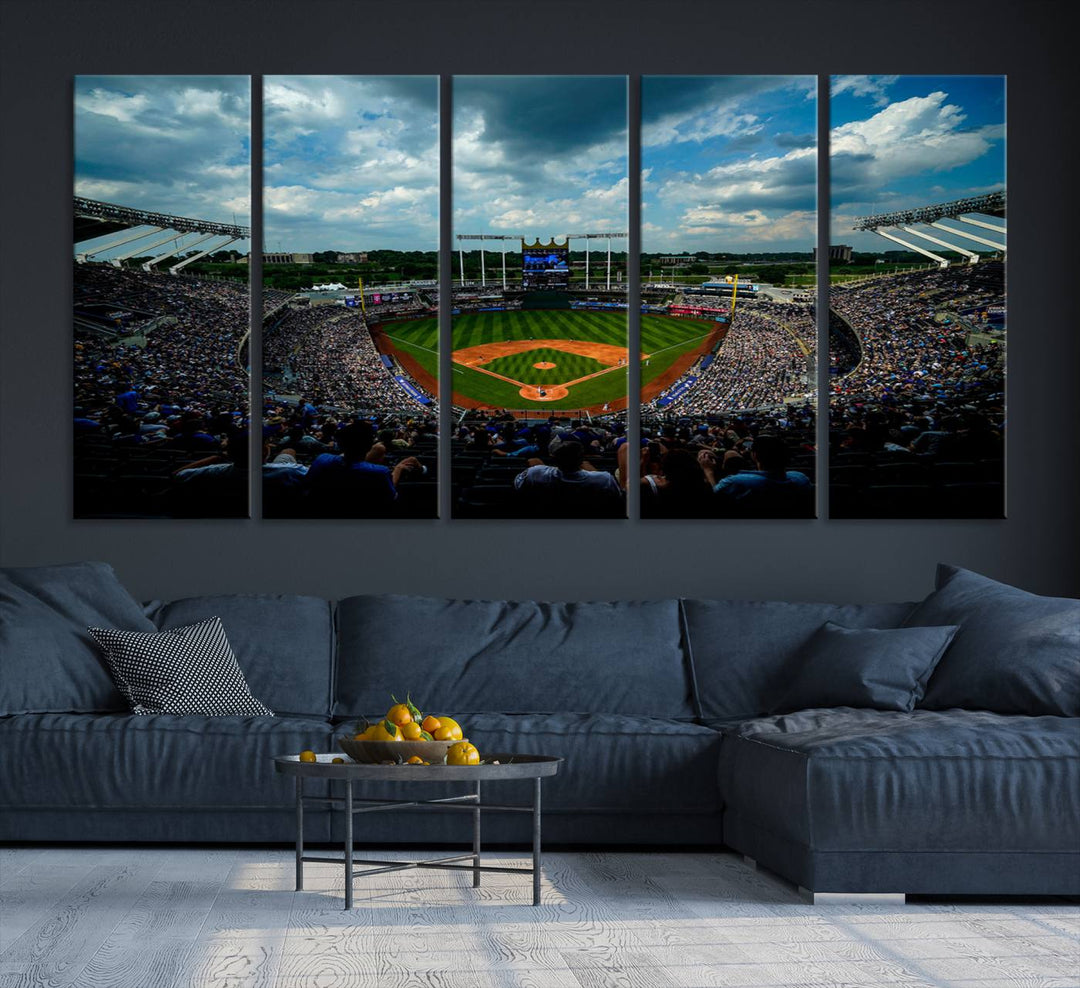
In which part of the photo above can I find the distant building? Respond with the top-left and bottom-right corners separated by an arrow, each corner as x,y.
337,252 -> 368,264
814,245 -> 853,262
658,255 -> 693,266
261,252 -> 315,265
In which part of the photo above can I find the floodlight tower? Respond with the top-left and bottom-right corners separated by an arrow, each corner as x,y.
456,234 -> 521,289
563,232 -> 628,290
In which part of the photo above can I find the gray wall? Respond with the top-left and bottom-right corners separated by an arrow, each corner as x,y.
1,0 -> 1074,603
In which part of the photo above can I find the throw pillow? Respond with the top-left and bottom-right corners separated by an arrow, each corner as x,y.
87,617 -> 274,716
0,561 -> 156,715
904,564 -> 1080,716
772,621 -> 959,714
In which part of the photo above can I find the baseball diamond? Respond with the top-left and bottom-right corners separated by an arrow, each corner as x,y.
373,310 -> 725,412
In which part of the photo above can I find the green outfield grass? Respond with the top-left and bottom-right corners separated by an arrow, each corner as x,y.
482,348 -> 608,385
376,311 -> 718,410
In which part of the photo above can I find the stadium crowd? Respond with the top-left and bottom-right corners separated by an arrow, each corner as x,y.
827,263 -> 1005,515
263,306 -> 434,415
652,301 -> 815,415
73,264 -> 251,516
262,401 -> 437,518
638,404 -> 816,518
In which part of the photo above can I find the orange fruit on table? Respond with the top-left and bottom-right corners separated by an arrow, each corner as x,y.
386,703 -> 413,727
406,755 -> 425,764
446,741 -> 480,766
400,721 -> 423,740
299,750 -> 317,763
421,715 -> 441,734
331,757 -> 345,764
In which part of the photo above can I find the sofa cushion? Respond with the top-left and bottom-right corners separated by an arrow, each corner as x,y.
335,595 -> 692,719
718,708 -> 1080,854
905,564 -> 1080,716
681,598 -> 916,724
0,712 -> 333,811
145,594 -> 335,717
326,712 -> 722,814
772,622 -> 959,714
0,562 -> 155,715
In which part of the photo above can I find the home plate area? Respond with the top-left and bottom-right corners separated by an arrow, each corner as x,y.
453,338 -> 635,402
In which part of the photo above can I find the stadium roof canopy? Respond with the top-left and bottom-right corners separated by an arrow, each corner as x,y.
74,197 -> 250,244
853,192 -> 1005,231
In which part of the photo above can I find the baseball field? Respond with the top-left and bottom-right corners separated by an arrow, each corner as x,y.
374,309 -> 724,412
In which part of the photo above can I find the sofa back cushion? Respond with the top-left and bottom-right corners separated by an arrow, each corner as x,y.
0,562 -> 155,715
335,595 -> 691,720
144,594 -> 334,718
681,598 -> 916,724
905,564 -> 1080,716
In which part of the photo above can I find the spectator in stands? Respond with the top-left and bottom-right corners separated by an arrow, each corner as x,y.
304,419 -> 422,518
699,433 -> 813,518
513,441 -> 623,517
641,447 -> 714,518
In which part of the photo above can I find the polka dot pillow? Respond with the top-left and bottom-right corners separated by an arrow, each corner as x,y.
88,617 -> 273,716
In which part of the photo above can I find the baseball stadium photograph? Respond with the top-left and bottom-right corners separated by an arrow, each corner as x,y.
638,76 -> 819,518
450,75 -> 630,519
73,76 -> 253,518
261,76 -> 440,519
828,75 -> 1006,519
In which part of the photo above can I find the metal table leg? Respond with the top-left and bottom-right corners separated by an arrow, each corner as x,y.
344,779 -> 353,910
473,780 -> 482,888
295,776 -> 304,891
532,777 -> 542,906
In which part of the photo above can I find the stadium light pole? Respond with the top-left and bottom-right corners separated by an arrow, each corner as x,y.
606,237 -> 612,291
502,245 -> 507,290
480,240 -> 486,288
458,239 -> 465,287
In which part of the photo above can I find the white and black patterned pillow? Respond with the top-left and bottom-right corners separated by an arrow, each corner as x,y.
87,617 -> 274,717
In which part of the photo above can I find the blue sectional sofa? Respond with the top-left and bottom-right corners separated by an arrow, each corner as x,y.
1,561 -> 1077,897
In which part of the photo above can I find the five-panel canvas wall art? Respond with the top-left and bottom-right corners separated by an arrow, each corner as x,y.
73,75 -> 1005,521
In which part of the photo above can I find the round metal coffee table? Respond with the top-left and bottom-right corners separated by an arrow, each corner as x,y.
274,754 -> 562,908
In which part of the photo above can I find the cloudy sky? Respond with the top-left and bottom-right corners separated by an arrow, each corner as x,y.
453,76 -> 627,242
264,76 -> 438,253
831,75 -> 1005,251
74,76 -> 251,256
642,76 -> 817,254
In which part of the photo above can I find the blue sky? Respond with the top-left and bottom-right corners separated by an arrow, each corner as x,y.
453,76 -> 627,240
74,76 -> 251,257
642,76 -> 817,254
264,76 -> 438,252
830,75 -> 1006,251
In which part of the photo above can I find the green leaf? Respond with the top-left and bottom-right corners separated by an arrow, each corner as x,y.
382,719 -> 398,738
405,692 -> 423,723
419,730 -> 434,741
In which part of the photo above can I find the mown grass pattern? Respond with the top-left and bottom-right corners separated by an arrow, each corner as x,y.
481,348 -> 608,385
379,311 -> 717,409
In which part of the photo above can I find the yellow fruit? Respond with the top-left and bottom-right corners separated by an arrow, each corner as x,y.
298,750 -> 317,763
421,715 -> 441,734
331,757 -> 344,764
433,716 -> 463,741
400,721 -> 423,740
406,755 -> 424,764
446,741 -> 480,766
370,720 -> 402,742
354,726 -> 377,741
386,703 -> 412,727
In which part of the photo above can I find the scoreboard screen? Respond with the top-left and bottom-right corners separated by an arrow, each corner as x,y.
522,243 -> 569,290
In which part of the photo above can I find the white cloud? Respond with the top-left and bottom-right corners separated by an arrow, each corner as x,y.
831,75 -> 900,107
831,91 -> 998,193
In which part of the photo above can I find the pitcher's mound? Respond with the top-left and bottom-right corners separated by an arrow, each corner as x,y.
534,361 -> 557,370
520,385 -> 568,401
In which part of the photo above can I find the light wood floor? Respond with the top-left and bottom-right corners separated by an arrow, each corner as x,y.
1,847 -> 1077,988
